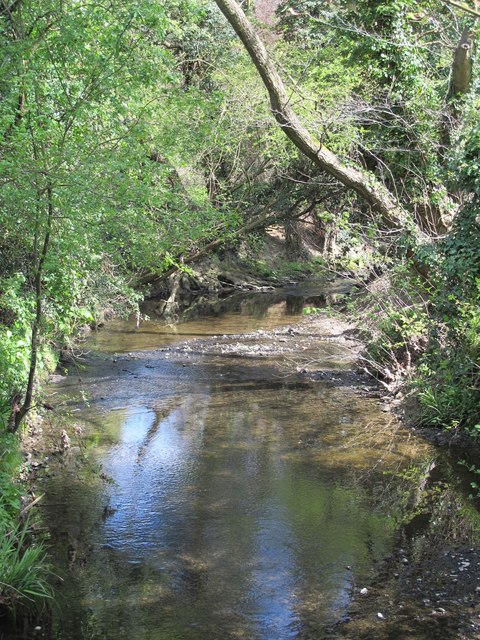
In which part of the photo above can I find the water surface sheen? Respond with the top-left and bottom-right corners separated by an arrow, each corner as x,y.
43,285 -> 434,639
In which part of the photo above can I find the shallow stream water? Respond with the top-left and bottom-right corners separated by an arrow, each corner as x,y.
21,282 -> 480,639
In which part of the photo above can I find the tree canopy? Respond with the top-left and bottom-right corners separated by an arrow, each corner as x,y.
0,0 -> 478,433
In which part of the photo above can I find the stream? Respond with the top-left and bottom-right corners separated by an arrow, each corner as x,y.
21,282 -> 480,639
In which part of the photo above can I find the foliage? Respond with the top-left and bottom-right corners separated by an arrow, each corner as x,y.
303,306 -> 326,315
413,110 -> 480,432
0,518 -> 53,617
276,0 -> 467,211
0,0 -> 254,426
354,264 -> 430,382
0,431 -> 52,618
458,460 -> 480,498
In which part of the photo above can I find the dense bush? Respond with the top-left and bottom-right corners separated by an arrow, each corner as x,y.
415,120 -> 480,433
360,118 -> 480,437
0,434 -> 52,618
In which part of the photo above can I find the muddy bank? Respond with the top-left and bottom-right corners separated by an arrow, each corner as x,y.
335,541 -> 480,639
139,225 -> 343,320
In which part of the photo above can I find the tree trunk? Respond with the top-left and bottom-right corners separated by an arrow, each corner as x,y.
8,185 -> 53,432
313,213 -> 337,255
161,258 -> 184,320
448,26 -> 473,99
285,217 -> 307,260
440,26 -> 474,193
213,0 -> 423,239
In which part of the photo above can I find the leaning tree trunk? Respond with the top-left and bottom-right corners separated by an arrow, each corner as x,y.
213,0 -> 423,239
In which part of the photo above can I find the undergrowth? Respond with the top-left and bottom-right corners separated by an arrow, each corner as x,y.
0,518 -> 52,617
355,221 -> 479,438
0,433 -> 53,620
352,263 -> 430,387
414,205 -> 480,435
350,118 -> 480,439
413,122 -> 480,436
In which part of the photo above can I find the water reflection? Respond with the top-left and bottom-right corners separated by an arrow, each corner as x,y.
42,351 -> 428,640
90,280 -> 351,353
33,283 -> 460,640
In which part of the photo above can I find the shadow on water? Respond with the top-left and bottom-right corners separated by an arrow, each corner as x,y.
6,282 -> 480,640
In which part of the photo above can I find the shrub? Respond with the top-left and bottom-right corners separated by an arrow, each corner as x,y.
0,519 -> 52,618
0,432 -> 52,619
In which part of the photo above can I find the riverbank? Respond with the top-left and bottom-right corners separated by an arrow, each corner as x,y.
10,288 -> 477,640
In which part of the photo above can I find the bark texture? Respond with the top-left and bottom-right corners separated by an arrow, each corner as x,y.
448,26 -> 473,99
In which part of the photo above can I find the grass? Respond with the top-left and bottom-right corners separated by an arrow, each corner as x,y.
0,518 -> 53,617
0,431 -> 53,620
